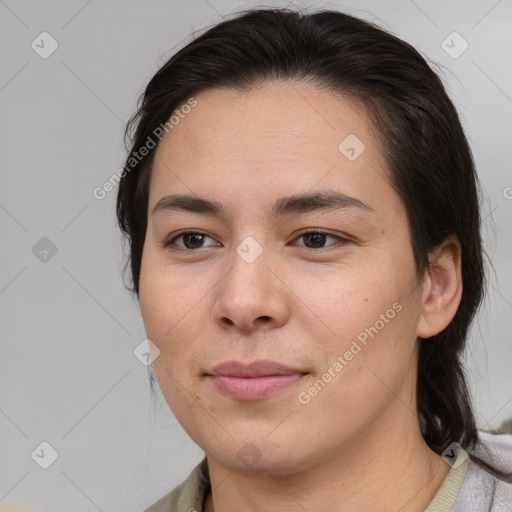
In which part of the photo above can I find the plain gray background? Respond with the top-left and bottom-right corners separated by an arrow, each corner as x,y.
1,0 -> 511,510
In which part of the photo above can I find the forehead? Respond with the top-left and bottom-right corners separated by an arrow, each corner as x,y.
156,81 -> 379,159
149,80 -> 392,215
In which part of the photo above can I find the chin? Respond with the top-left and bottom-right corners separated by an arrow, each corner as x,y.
204,435 -> 323,477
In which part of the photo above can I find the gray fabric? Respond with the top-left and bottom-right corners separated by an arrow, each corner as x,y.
451,457 -> 511,511
452,433 -> 512,511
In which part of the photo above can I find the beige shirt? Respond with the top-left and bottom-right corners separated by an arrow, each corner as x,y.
144,447 -> 472,512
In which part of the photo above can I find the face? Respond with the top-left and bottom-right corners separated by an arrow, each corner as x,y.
139,80 -> 426,474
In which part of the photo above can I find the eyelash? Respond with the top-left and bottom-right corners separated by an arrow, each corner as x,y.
164,230 -> 349,252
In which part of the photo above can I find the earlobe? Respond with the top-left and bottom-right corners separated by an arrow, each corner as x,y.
416,236 -> 463,339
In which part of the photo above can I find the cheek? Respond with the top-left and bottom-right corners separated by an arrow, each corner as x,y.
138,254 -> 222,390
290,256 -> 420,395
139,262 -> 196,394
139,262 -> 205,417
297,304 -> 419,442
139,253 -> 203,340
286,257 -> 408,339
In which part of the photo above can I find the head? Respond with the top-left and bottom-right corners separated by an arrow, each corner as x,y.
117,7 -> 487,470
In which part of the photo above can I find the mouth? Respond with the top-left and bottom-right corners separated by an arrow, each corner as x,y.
204,360 -> 309,401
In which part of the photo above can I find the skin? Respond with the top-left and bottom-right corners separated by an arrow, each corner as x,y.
138,80 -> 463,512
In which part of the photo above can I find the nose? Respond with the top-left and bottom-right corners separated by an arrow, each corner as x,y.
212,240 -> 290,333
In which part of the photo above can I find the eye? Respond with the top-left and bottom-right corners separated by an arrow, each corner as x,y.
164,231 -> 219,250
293,230 -> 347,250
164,230 -> 347,251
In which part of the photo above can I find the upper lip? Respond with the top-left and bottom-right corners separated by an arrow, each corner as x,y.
207,360 -> 307,377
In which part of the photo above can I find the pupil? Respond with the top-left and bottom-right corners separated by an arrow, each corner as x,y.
304,233 -> 326,248
184,233 -> 204,249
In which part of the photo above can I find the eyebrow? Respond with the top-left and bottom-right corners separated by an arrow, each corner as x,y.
152,190 -> 374,218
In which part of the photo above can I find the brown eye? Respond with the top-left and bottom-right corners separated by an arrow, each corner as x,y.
296,231 -> 345,249
165,231 -> 218,250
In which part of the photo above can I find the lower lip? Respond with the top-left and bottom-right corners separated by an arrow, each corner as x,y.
208,374 -> 305,401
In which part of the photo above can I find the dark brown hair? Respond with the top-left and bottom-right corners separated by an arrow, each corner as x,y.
116,7 -> 505,479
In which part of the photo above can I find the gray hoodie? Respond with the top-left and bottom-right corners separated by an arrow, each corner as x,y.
451,432 -> 512,511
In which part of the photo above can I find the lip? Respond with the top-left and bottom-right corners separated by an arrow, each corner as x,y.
209,360 -> 305,377
206,360 -> 308,401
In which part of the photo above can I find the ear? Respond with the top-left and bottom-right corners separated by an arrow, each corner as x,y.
416,235 -> 463,338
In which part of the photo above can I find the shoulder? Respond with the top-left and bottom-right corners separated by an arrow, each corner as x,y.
452,432 -> 512,512
452,456 -> 512,511
143,458 -> 210,512
142,478 -> 189,512
143,491 -> 174,512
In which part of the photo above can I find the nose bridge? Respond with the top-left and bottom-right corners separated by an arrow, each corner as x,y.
226,233 -> 270,300
216,209 -> 273,288
235,233 -> 266,266
213,233 -> 288,331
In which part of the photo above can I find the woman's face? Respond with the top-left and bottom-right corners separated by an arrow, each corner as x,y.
139,80 -> 426,473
